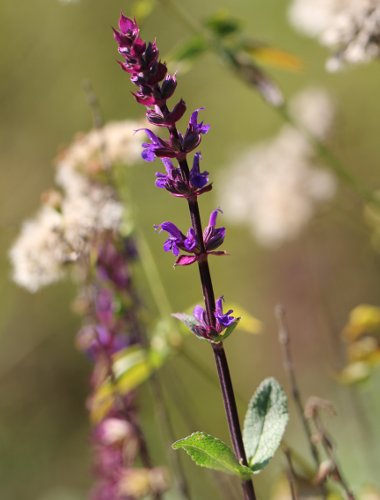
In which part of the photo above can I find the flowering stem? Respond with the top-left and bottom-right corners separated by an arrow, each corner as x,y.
156,97 -> 257,498
178,166 -> 256,499
113,15 -> 256,497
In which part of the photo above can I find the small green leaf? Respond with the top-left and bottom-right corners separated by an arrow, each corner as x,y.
243,378 -> 288,472
205,11 -> 240,38
172,432 -> 252,478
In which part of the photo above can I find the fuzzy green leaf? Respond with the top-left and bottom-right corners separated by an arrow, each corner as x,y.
172,432 -> 252,478
243,378 -> 288,472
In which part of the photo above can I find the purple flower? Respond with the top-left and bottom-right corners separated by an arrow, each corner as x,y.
214,296 -> 235,328
139,129 -> 178,162
155,221 -> 198,257
155,154 -> 210,197
146,100 -> 187,127
155,159 -> 180,188
189,152 -> 209,189
182,108 -> 210,153
190,296 -> 237,339
161,73 -> 177,100
203,209 -> 226,251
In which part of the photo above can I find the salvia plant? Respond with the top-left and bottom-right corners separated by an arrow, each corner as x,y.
9,2 -> 380,499
113,13 -> 289,499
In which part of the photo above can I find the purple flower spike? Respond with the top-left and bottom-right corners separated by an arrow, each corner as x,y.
215,296 -> 235,328
203,209 -> 226,251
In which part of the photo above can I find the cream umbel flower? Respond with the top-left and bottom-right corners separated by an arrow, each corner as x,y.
10,121 -> 143,292
218,89 -> 337,247
289,0 -> 380,70
10,206 -> 69,292
57,120 -> 143,175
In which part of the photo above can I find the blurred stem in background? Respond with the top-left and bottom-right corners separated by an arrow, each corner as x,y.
276,306 -> 357,500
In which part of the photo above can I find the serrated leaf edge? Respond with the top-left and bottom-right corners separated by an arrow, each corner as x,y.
172,432 -> 252,479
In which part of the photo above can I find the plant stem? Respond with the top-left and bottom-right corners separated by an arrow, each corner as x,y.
149,372 -> 192,499
275,305 -> 320,469
176,166 -> 256,499
312,411 -> 356,500
212,342 -> 257,500
284,448 -> 298,500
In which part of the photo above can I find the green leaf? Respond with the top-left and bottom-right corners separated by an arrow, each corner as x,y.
243,378 -> 288,472
172,432 -> 252,478
205,11 -> 240,38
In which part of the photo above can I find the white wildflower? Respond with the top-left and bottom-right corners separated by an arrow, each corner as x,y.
10,121 -> 139,292
62,182 -> 124,249
9,206 -> 68,292
288,0 -> 342,37
218,89 -> 337,247
58,120 -> 143,177
288,0 -> 380,70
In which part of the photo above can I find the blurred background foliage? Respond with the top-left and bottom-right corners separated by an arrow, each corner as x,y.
1,0 -> 380,498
